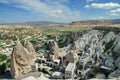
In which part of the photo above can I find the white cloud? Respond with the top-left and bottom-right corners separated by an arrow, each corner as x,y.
109,13 -> 120,16
109,8 -> 120,16
85,5 -> 90,8
110,8 -> 120,13
50,9 -> 63,17
85,2 -> 120,9
0,0 -> 81,22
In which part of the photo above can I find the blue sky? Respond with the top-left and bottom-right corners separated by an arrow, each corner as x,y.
0,0 -> 120,23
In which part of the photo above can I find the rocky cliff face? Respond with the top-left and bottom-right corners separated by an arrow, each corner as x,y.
62,29 -> 120,78
10,41 -> 36,78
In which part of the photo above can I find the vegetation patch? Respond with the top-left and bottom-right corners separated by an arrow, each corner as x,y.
0,54 -> 7,62
104,40 -> 114,52
41,68 -> 49,74
93,26 -> 120,34
92,66 -> 101,74
57,41 -> 65,48
77,62 -> 83,70
0,63 -> 7,74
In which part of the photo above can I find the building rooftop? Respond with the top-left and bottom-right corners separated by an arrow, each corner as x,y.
53,59 -> 60,64
65,63 -> 75,71
100,66 -> 112,70
52,71 -> 62,77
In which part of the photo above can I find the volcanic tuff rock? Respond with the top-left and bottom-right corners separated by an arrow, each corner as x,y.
60,30 -> 120,78
66,32 -> 79,45
24,40 -> 36,63
48,40 -> 59,59
10,41 -> 36,78
63,50 -> 78,65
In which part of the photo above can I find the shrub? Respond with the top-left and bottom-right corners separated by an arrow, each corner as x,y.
35,47 -> 39,52
58,41 -> 65,48
104,40 -> 114,52
0,54 -> 7,61
38,68 -> 41,71
44,42 -> 49,50
92,66 -> 100,74
0,63 -> 7,73
77,63 -> 83,70
42,68 -> 48,74
5,58 -> 11,68
37,60 -> 41,64
13,36 -> 17,41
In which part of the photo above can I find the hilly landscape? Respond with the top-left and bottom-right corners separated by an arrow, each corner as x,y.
0,21 -> 65,27
0,0 -> 120,80
0,19 -> 120,27
70,19 -> 120,25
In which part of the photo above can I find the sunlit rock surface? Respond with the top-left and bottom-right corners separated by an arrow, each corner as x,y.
10,41 -> 36,78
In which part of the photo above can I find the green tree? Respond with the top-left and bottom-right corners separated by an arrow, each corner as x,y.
92,66 -> 100,74
0,63 -> 7,73
42,68 -> 48,74
0,54 -> 7,61
13,36 -> 17,41
77,62 -> 83,70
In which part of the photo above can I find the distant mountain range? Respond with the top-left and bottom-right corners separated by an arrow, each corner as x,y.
0,19 -> 120,27
70,19 -> 120,25
0,21 -> 65,26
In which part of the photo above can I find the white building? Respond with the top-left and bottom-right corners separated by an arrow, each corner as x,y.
79,52 -> 92,69
46,59 -> 60,69
52,71 -> 63,79
65,63 -> 76,79
37,53 -> 46,63
77,68 -> 91,77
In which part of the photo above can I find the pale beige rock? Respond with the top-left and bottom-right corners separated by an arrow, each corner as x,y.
10,41 -> 36,79
24,40 -> 36,63
64,51 -> 74,64
49,40 -> 59,59
22,76 -> 37,80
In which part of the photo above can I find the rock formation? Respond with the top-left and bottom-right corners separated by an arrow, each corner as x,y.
63,50 -> 78,65
64,51 -> 74,64
10,41 -> 36,78
48,40 -> 59,59
65,32 -> 79,45
24,40 -> 36,63
62,30 -> 120,78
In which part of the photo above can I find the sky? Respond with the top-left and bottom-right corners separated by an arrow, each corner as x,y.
0,0 -> 120,23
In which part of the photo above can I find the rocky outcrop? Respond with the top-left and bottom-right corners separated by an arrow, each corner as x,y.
62,30 -> 120,78
48,40 -> 59,59
10,41 -> 36,78
66,32 -> 79,45
24,40 -> 36,63
64,51 -> 74,64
